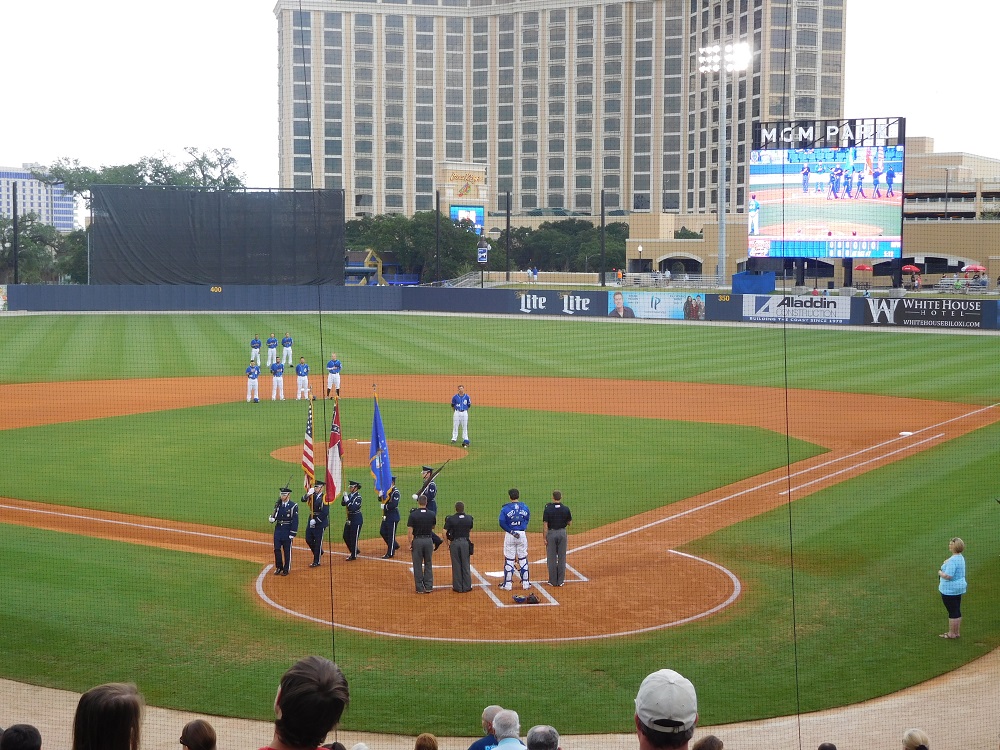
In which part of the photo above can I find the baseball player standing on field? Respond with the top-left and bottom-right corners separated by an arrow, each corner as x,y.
246,360 -> 261,403
269,486 -> 299,575
281,332 -> 294,365
250,334 -> 262,365
341,479 -> 363,560
542,490 -> 572,587
498,488 -> 531,590
270,360 -> 285,400
302,479 -> 329,568
295,357 -> 311,400
266,333 -> 279,367
451,384 -> 471,446
326,352 -> 342,399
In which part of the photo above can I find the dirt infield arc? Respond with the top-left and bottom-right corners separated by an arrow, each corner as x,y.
1,375 -> 998,642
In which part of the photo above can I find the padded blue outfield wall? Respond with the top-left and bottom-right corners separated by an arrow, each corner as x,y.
5,285 -> 998,330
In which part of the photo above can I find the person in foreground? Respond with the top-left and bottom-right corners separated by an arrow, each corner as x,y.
266,656 -> 350,750
73,683 -> 144,750
1,725 -> 42,750
901,729 -> 930,750
492,710 -> 527,750
937,537 -> 966,639
180,720 -> 216,750
634,669 -> 698,750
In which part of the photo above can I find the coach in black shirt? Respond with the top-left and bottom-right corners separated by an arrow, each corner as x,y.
444,501 -> 474,593
407,495 -> 437,593
542,491 -> 573,587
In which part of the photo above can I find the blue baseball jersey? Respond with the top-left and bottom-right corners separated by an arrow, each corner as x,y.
270,362 -> 284,377
296,363 -> 310,376
452,393 -> 471,411
282,336 -> 293,348
327,358 -> 342,374
267,336 -> 278,349
246,364 -> 260,379
251,337 -> 261,350
747,198 -> 760,214
499,501 -> 530,533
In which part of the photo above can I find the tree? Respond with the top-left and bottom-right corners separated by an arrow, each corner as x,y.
0,213 -> 62,283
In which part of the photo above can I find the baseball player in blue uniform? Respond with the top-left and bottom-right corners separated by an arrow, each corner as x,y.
302,479 -> 329,567
326,352 -> 342,399
295,357 -> 311,400
380,477 -> 401,558
269,486 -> 299,575
246,361 -> 260,402
747,194 -> 760,235
412,466 -> 444,550
341,480 -> 363,560
885,165 -> 896,197
872,167 -> 883,198
451,385 -> 471,446
270,361 -> 285,400
281,333 -> 294,365
250,334 -> 262,365
266,333 -> 279,367
498,488 -> 531,590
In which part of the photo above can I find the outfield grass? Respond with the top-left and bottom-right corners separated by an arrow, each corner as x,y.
1,313 -> 999,733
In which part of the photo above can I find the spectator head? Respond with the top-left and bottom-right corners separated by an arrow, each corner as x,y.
414,734 -> 438,750
350,744 -> 369,750
481,705 -> 503,734
817,744 -> 837,750
634,669 -> 698,749
527,725 -> 560,750
321,743 -> 346,750
1,725 -> 42,750
902,730 -> 930,750
179,720 -> 216,750
273,656 -> 350,750
73,683 -> 144,750
492,710 -> 521,741
691,737 -> 723,750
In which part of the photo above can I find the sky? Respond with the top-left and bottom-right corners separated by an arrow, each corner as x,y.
2,0 -> 998,190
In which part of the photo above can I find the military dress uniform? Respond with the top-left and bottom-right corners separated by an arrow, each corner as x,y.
270,488 -> 299,575
341,480 -> 363,560
444,508 -> 474,592
407,504 -> 437,593
542,496 -> 573,586
414,466 -> 444,550
380,481 -> 401,558
303,480 -> 329,567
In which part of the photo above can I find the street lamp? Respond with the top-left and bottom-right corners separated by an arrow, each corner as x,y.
637,244 -> 643,273
699,42 -> 751,288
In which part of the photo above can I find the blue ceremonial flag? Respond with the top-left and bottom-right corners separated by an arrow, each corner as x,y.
369,394 -> 392,497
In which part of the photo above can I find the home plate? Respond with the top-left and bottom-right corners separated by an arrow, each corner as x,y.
899,431 -> 913,436
484,571 -> 504,578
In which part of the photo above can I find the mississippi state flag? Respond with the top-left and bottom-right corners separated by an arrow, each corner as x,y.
326,399 -> 344,500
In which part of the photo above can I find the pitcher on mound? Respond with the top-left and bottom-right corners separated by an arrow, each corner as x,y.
499,488 -> 531,590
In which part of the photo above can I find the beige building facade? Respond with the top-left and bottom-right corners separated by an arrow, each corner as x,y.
274,0 -> 846,223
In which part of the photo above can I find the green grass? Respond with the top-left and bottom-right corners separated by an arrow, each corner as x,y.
1,312 -> 999,733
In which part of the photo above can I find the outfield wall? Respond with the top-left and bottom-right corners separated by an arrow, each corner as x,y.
6,285 -> 998,329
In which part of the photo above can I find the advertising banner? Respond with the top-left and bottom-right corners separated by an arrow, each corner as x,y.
606,290 -> 709,320
742,294 -> 852,324
862,297 -> 987,328
511,290 -> 605,316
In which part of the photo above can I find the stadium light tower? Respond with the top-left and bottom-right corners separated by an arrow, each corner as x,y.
699,42 -> 751,287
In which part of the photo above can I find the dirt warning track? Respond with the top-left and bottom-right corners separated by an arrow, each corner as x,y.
1,376 -> 996,641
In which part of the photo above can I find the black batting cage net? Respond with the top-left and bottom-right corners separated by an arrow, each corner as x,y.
90,186 -> 346,285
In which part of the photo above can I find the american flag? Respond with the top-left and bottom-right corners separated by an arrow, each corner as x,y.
326,399 -> 344,499
302,402 -> 315,490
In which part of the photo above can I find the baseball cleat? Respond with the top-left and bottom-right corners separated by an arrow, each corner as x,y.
462,441 -> 470,447
522,581 -> 531,590
499,582 -> 512,591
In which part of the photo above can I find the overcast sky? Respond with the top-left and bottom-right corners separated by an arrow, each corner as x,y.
2,0 -> 997,189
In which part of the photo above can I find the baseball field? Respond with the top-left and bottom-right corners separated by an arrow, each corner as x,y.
1,312 -> 999,736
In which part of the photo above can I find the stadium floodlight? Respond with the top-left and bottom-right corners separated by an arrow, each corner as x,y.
699,42 -> 751,287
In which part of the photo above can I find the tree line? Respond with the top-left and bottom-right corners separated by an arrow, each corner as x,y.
3,149 -> 627,284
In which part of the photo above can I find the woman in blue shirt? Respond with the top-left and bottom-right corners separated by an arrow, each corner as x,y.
937,537 -> 967,639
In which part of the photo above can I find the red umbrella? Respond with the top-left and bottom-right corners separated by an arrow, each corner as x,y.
962,264 -> 986,272
854,264 -> 873,271
901,264 -> 921,272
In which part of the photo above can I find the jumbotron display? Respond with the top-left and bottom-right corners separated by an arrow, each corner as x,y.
748,117 -> 905,259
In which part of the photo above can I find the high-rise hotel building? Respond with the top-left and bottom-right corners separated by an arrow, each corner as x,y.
274,0 -> 845,220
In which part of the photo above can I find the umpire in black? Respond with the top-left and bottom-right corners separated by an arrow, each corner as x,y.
542,490 -> 572,587
407,494 -> 436,593
341,480 -> 363,560
444,501 -> 474,592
